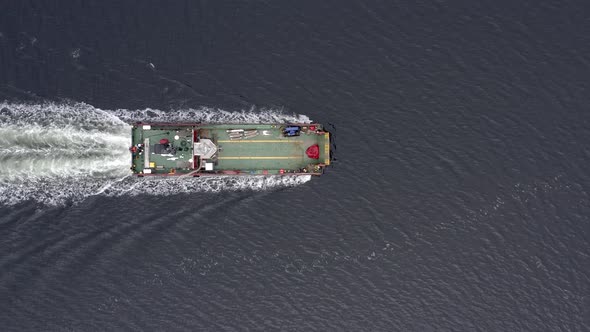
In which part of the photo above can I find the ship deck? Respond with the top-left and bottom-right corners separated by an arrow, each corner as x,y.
131,123 -> 330,176
202,125 -> 329,172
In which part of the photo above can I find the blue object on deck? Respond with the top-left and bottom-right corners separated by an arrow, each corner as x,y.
284,126 -> 301,136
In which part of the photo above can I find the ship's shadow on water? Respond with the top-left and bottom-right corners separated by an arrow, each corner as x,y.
325,122 -> 338,166
0,101 -> 315,206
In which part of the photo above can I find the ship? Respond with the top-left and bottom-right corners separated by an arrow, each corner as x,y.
130,123 -> 331,176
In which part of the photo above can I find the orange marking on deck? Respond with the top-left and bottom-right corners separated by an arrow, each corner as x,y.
324,132 -> 330,165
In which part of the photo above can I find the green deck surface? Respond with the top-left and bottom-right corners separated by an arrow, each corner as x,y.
131,124 -> 329,175
131,126 -> 195,174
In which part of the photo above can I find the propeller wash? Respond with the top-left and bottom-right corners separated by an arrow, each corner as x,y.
0,102 -> 313,206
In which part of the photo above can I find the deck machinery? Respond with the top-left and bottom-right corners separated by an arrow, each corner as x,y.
130,123 -> 331,176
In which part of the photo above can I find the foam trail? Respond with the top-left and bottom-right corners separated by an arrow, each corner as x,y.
110,106 -> 312,124
0,126 -> 131,179
0,102 -> 312,206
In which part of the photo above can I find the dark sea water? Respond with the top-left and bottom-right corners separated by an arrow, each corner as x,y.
1,1 -> 590,331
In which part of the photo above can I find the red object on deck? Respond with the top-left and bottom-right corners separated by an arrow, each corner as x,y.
309,125 -> 316,131
160,138 -> 169,144
306,144 -> 320,159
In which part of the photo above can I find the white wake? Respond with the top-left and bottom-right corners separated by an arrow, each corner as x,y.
0,102 -> 312,206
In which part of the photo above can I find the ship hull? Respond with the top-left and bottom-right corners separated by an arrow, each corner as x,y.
130,123 -> 331,177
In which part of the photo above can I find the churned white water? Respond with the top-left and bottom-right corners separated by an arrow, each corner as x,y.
0,102 -> 312,205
